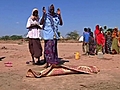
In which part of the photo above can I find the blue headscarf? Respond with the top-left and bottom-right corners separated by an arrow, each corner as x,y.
47,6 -> 55,30
42,5 -> 59,39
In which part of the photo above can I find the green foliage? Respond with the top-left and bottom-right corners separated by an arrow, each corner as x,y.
0,35 -> 10,40
66,30 -> 79,40
0,35 -> 23,40
10,35 -> 23,40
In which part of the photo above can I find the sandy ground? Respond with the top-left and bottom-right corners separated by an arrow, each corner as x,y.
0,41 -> 120,90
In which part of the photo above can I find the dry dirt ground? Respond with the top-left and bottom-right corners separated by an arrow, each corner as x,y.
0,41 -> 120,90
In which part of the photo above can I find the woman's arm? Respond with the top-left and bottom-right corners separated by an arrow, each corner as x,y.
58,14 -> 63,26
40,13 -> 46,25
40,7 -> 46,25
57,8 -> 63,26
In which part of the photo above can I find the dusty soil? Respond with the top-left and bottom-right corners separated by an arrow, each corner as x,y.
0,41 -> 120,90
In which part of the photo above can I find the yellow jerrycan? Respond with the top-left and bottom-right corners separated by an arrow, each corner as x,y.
75,52 -> 80,60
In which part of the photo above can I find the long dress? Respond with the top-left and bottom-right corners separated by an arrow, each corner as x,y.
112,38 -> 119,54
42,13 -> 61,65
111,31 -> 119,54
89,36 -> 96,55
105,34 -> 112,54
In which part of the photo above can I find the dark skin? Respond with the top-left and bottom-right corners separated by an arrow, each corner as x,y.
40,4 -> 63,68
40,4 -> 63,26
27,10 -> 42,65
27,10 -> 41,29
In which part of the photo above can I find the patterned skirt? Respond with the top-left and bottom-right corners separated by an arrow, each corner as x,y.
44,40 -> 59,64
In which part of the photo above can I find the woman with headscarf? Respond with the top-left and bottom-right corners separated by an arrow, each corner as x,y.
40,4 -> 63,68
105,31 -> 112,54
94,25 -> 105,54
111,27 -> 119,54
26,8 -> 42,65
89,32 -> 96,55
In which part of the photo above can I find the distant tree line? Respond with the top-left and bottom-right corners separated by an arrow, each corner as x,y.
0,31 -> 80,41
0,28 -> 113,41
0,35 -> 23,40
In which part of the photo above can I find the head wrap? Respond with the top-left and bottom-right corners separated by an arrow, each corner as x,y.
31,8 -> 39,20
32,8 -> 38,15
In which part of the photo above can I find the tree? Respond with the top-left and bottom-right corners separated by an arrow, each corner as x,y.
10,35 -> 23,40
0,35 -> 10,40
66,30 -> 79,40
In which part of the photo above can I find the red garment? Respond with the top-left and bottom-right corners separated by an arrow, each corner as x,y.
94,25 -> 105,46
94,25 -> 100,41
97,33 -> 105,46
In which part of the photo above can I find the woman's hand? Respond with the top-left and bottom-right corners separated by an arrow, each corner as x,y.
57,8 -> 61,15
42,7 -> 46,14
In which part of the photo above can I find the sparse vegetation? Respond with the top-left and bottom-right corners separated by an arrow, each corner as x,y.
0,35 -> 23,40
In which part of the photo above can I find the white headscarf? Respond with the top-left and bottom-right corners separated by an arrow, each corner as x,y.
31,8 -> 39,20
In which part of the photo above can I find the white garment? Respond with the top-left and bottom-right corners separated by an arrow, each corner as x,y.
26,17 -> 40,38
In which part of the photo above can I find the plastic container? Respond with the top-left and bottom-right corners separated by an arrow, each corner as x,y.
75,52 -> 80,60
97,52 -> 103,59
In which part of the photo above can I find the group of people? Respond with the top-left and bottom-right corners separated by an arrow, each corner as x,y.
83,25 -> 120,56
26,4 -> 63,68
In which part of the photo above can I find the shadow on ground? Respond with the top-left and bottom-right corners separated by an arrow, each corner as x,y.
0,57 -> 5,61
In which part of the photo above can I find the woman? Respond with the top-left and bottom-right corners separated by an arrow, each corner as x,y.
94,25 -> 105,54
40,4 -> 63,68
105,31 -> 112,54
111,27 -> 119,54
89,32 -> 96,55
26,8 -> 42,65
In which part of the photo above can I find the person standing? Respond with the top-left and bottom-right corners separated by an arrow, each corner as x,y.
89,32 -> 96,55
40,4 -> 63,68
100,26 -> 105,54
103,25 -> 108,34
111,27 -> 119,54
26,8 -> 42,65
105,31 -> 112,54
94,25 -> 105,55
103,25 -> 108,54
83,28 -> 90,55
